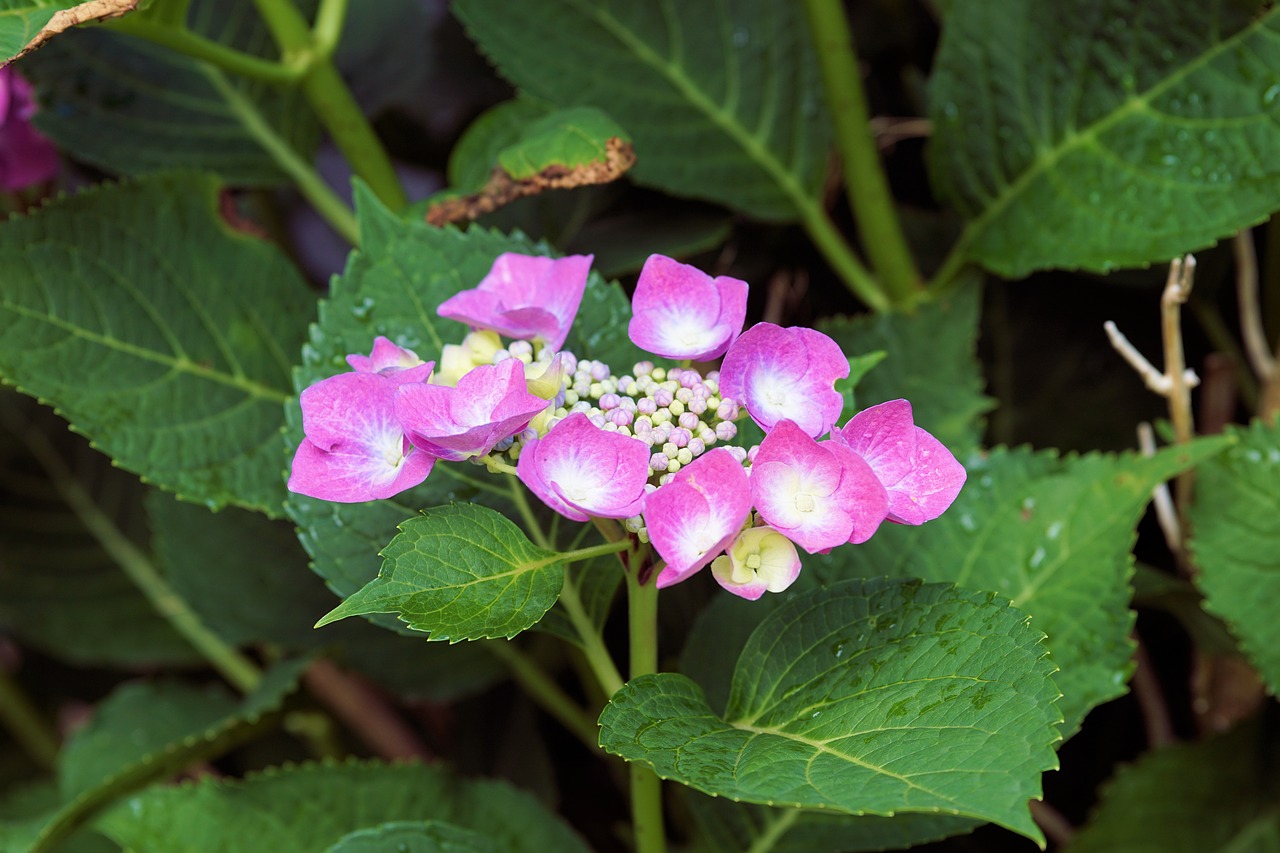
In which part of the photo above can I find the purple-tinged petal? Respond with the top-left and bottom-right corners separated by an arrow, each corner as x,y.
289,372 -> 434,502
710,526 -> 802,600
396,358 -> 549,461
0,68 -> 57,191
517,412 -> 650,520
346,336 -> 426,374
646,448 -> 751,588
751,419 -> 888,552
627,254 -> 748,361
438,253 -> 593,351
837,399 -> 966,525
719,323 -> 848,438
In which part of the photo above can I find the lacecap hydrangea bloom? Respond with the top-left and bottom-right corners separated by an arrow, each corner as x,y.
289,252 -> 966,599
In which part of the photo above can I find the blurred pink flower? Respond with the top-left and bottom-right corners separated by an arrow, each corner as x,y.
718,323 -> 848,438
627,254 -> 747,361
0,67 -> 57,191
438,253 -> 592,351
835,399 -> 967,525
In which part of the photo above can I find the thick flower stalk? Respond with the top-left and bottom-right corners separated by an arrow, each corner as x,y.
289,251 -> 967,599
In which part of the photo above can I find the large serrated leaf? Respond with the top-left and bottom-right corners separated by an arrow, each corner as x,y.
1189,418 -> 1280,695
8,661 -> 306,852
818,275 -> 992,454
0,393 -> 199,667
97,761 -> 590,853
600,578 -> 1061,845
810,438 -> 1230,735
0,173 -> 313,517
930,1 -> 1280,277
316,504 -> 565,642
1066,719 -> 1280,853
453,0 -> 831,220
21,1 -> 320,185
326,821 -> 501,853
286,185 -> 638,607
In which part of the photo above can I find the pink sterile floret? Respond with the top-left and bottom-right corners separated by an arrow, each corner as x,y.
645,448 -> 752,589
718,323 -> 849,439
0,68 -> 58,191
750,419 -> 888,553
517,412 -> 650,521
288,369 -> 436,503
627,254 -> 748,361
835,399 -> 967,525
395,358 -> 549,462
437,253 -> 593,352
346,336 -> 425,374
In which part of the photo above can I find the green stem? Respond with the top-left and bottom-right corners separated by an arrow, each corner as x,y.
204,68 -> 358,244
744,808 -> 801,853
802,0 -> 922,309
927,240 -> 971,295
559,573 -> 626,697
625,565 -> 665,853
250,0 -> 409,212
312,0 -> 349,54
802,206 -> 891,312
0,668 -> 59,769
109,19 -> 302,84
508,475 -> 552,549
486,641 -> 600,752
560,538 -> 630,565
4,418 -> 263,695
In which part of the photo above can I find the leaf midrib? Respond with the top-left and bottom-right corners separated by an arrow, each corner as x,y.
952,6 -> 1280,258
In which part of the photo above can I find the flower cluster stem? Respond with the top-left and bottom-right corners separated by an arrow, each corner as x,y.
625,566 -> 666,853
801,0 -> 923,310
250,0 -> 409,213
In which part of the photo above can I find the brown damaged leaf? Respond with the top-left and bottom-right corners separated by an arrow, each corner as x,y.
427,137 -> 636,227
7,0 -> 138,63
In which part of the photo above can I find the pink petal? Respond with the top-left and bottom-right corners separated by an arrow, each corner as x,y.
346,336 -> 426,374
838,400 -> 966,525
750,420 -> 853,553
646,449 -> 751,588
627,254 -> 748,360
396,359 -> 548,461
438,253 -> 593,351
517,413 -> 650,520
826,440 -> 890,543
719,323 -> 848,438
288,435 -> 434,503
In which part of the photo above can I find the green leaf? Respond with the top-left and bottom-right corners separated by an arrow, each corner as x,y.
1066,719 -> 1280,853
1189,418 -> 1280,694
683,793 -> 979,853
448,98 -> 558,191
930,2 -> 1280,277
25,661 -> 306,851
147,490 -> 337,649
818,275 -> 992,453
316,504 -> 564,642
498,107 -> 630,179
0,173 -> 314,517
453,0 -> 832,220
97,761 -> 591,853
326,821 -> 501,853
0,1 -> 84,61
0,394 -> 199,667
22,2 -> 320,185
0,781 -> 117,853
599,578 -> 1061,844
809,439 -> 1231,734
287,186 -> 636,605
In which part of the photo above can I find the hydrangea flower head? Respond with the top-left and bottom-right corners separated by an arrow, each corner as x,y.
645,448 -> 752,588
627,254 -> 748,361
438,253 -> 592,351
835,399 -> 967,525
750,419 -> 888,552
395,357 -> 549,461
718,323 -> 849,438
517,412 -> 650,521
711,526 -> 802,600
288,368 -> 436,503
0,67 -> 57,191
